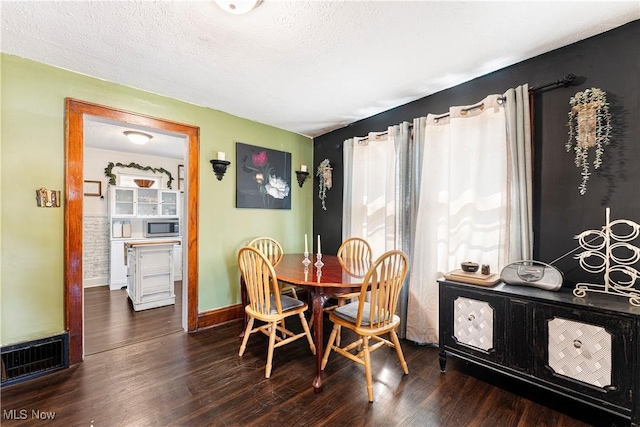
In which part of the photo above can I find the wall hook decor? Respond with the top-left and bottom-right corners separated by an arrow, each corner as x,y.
295,170 -> 309,187
210,159 -> 231,181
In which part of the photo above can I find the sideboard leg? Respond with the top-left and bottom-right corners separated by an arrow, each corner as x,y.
439,349 -> 447,372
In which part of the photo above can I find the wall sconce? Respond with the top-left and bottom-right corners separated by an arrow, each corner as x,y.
295,171 -> 309,187
295,164 -> 309,187
211,151 -> 230,181
210,160 -> 230,181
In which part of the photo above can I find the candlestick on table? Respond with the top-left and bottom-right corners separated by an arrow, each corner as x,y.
302,234 -> 311,265
314,253 -> 324,268
315,235 -> 324,267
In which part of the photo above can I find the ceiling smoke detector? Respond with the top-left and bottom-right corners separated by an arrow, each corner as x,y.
214,0 -> 262,14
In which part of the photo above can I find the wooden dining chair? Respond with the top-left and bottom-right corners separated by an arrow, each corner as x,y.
237,246 -> 316,378
310,237 -> 373,344
321,249 -> 409,402
338,237 -> 373,263
247,237 -> 298,299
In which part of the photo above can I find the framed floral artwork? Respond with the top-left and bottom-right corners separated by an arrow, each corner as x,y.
236,142 -> 291,209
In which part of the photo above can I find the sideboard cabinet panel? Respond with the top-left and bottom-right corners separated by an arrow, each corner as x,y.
534,303 -> 634,411
507,299 -> 533,373
439,280 -> 639,426
440,285 -> 506,366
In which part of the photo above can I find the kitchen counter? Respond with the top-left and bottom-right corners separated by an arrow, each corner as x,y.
126,241 -> 177,311
110,237 -> 182,290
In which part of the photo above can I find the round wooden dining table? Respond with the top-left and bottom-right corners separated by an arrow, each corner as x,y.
273,253 -> 369,391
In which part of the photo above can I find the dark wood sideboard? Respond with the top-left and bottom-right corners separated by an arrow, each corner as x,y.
439,279 -> 640,426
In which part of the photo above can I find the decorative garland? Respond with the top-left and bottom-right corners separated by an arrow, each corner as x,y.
317,159 -> 332,211
566,87 -> 612,195
104,162 -> 174,189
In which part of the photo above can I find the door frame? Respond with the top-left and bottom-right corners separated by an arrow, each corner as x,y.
65,98 -> 200,364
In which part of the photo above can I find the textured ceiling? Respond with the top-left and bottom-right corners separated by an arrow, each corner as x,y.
2,1 -> 639,140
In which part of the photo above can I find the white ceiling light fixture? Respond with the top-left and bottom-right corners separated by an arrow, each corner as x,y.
124,131 -> 153,145
213,0 -> 262,15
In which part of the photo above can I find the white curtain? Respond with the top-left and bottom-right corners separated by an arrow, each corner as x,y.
343,129 -> 398,257
341,90 -> 532,343
504,84 -> 533,261
406,94 -> 509,344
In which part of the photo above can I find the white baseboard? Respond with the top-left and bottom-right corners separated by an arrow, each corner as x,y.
83,277 -> 108,288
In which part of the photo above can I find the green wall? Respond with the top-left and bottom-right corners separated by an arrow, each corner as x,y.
0,54 -> 313,346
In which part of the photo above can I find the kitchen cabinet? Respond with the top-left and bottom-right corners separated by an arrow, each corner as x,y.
108,185 -> 181,220
439,280 -> 640,426
173,244 -> 183,281
136,188 -> 159,216
109,240 -> 128,290
108,185 -> 183,293
111,187 -> 135,217
160,191 -> 178,216
126,241 -> 178,311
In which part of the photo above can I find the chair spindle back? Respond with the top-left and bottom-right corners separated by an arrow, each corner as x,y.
238,246 -> 283,315
337,237 -> 373,262
247,237 -> 283,267
356,250 -> 408,329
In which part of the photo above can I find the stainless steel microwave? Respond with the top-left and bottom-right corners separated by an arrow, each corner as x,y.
143,219 -> 180,237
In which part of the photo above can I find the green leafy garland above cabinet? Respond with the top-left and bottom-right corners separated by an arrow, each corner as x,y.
105,162 -> 175,189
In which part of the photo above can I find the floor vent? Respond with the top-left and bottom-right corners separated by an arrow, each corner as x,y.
1,333 -> 69,386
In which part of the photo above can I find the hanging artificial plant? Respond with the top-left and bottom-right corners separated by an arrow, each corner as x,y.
317,159 -> 332,211
105,162 -> 174,189
566,87 -> 612,195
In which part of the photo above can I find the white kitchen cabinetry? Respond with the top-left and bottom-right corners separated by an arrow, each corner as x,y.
111,187 -> 136,217
160,191 -> 178,217
108,185 -> 183,294
136,188 -> 159,216
136,187 -> 180,218
173,244 -> 183,281
108,186 -> 181,220
109,240 -> 128,290
126,241 -> 177,311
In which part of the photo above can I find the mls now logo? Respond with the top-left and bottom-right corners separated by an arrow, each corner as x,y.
3,409 -> 56,420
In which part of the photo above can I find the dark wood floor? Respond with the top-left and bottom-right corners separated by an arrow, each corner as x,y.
1,316 -> 630,427
84,281 -> 183,355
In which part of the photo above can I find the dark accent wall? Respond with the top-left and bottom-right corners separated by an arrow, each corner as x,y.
313,20 -> 640,287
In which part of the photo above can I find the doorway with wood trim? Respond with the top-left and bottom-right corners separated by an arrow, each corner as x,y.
64,99 -> 200,364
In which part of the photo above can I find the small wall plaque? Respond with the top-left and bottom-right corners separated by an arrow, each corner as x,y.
36,188 -> 61,207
